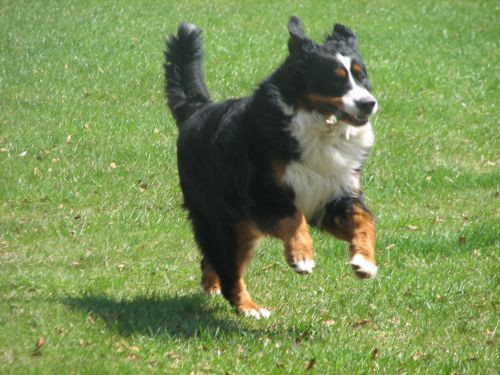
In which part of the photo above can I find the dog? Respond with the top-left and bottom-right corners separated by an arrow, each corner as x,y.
164,16 -> 378,319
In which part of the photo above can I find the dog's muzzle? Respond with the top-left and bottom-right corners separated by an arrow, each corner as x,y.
307,94 -> 377,127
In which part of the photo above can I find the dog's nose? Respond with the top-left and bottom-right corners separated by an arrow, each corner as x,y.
356,98 -> 377,114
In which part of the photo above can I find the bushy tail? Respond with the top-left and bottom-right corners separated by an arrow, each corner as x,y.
164,23 -> 211,126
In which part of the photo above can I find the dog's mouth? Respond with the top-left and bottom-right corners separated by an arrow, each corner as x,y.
306,94 -> 370,127
336,109 -> 370,126
319,103 -> 370,126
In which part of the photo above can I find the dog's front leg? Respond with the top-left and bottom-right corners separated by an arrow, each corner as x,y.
320,197 -> 377,278
271,211 -> 315,274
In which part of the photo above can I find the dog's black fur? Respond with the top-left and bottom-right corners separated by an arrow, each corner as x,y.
164,17 -> 378,315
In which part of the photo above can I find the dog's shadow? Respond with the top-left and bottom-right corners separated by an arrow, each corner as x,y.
64,293 -> 244,339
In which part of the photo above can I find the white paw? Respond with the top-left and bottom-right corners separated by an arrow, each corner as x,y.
243,308 -> 271,320
293,259 -> 316,274
350,254 -> 377,279
199,285 -> 222,295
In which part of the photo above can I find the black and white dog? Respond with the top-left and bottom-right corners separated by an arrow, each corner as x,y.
164,16 -> 378,318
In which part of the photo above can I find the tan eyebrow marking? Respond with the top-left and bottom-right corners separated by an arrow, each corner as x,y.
352,63 -> 362,74
335,67 -> 348,78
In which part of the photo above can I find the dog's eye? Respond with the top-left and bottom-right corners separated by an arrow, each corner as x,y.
335,68 -> 347,79
352,63 -> 363,76
352,63 -> 368,84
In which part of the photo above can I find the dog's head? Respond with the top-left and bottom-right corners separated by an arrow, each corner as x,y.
287,16 -> 377,126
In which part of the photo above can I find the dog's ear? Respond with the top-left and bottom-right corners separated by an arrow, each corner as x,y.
288,16 -> 309,56
326,23 -> 358,49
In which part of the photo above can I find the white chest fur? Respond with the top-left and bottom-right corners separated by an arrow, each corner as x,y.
283,111 -> 374,220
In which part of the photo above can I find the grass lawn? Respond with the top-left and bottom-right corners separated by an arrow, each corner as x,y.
1,0 -> 498,373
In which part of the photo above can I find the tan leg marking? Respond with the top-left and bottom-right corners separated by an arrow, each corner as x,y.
200,259 -> 221,295
232,222 -> 270,319
350,204 -> 376,263
233,278 -> 270,319
272,211 -> 315,274
326,203 -> 377,278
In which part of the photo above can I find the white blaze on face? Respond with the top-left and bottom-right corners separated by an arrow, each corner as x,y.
336,54 -> 378,116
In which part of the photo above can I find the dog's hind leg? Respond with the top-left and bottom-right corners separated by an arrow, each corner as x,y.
231,222 -> 269,318
191,214 -> 269,318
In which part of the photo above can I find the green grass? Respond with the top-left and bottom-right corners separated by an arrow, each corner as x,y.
1,0 -> 498,373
